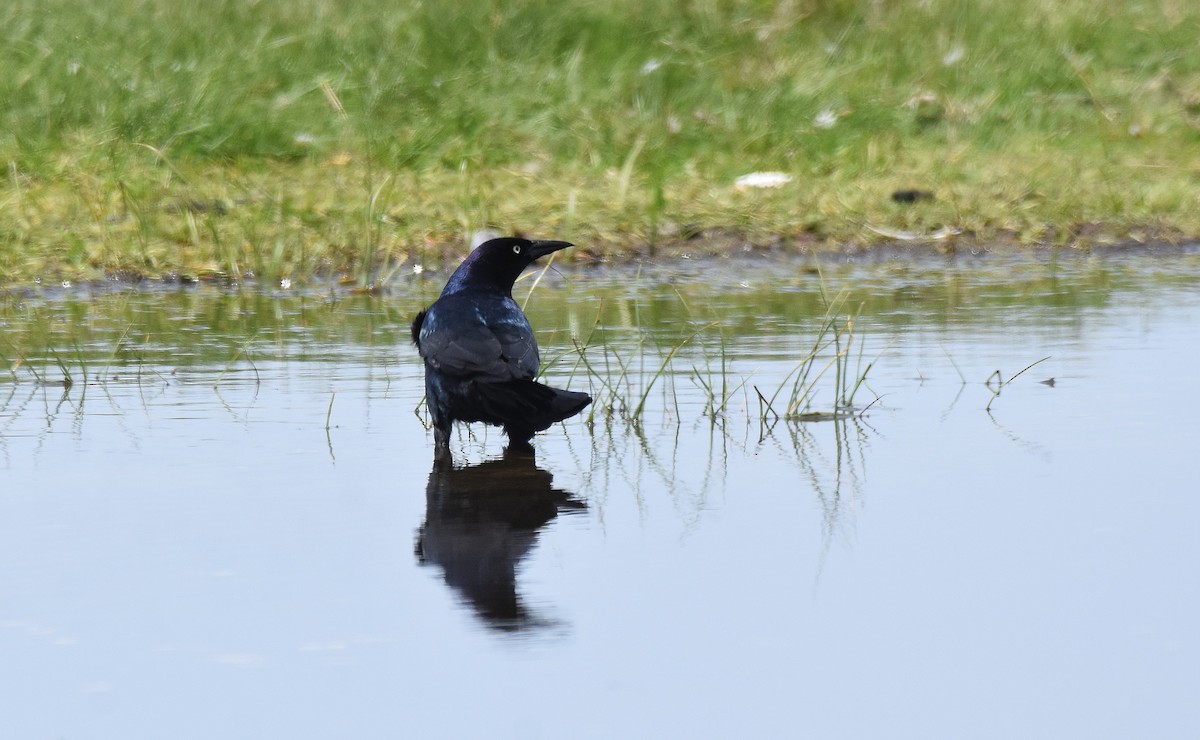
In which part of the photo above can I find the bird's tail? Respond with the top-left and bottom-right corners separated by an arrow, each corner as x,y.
474,379 -> 592,440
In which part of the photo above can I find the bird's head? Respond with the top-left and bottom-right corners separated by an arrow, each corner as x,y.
474,237 -> 573,271
443,237 -> 574,295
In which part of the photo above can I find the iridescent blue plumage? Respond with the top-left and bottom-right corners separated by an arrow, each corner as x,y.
411,237 -> 591,453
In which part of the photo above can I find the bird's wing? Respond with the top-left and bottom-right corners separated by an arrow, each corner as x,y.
417,295 -> 539,381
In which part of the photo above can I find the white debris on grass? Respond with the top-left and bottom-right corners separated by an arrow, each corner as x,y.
864,224 -> 962,241
734,171 -> 792,190
641,58 -> 662,75
814,109 -> 839,129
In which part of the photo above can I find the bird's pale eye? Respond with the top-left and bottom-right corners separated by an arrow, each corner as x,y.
512,245 -> 522,254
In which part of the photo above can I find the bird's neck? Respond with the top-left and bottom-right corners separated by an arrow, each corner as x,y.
440,256 -> 518,298
441,273 -> 512,298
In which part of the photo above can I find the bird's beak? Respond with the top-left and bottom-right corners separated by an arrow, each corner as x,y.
527,240 -> 574,260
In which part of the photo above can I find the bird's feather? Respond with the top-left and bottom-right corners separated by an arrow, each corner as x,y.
457,379 -> 591,435
417,294 -> 539,381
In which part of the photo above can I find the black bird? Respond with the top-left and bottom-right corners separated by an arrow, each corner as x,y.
411,237 -> 591,451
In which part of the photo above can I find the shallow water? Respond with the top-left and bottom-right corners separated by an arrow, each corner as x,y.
2,250 -> 1198,739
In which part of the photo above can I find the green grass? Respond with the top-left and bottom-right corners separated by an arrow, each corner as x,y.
3,0 -> 1200,283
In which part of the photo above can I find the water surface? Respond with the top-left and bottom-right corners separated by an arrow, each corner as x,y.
1,249 -> 1198,739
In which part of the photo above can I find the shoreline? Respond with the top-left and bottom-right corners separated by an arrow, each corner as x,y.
4,235 -> 1197,297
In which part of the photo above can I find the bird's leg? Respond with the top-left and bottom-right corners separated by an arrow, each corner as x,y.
432,425 -> 453,463
502,426 -> 536,457
502,441 -> 536,460
503,425 -> 535,452
433,424 -> 450,450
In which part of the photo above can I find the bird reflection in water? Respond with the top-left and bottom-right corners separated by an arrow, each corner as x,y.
415,446 -> 585,633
